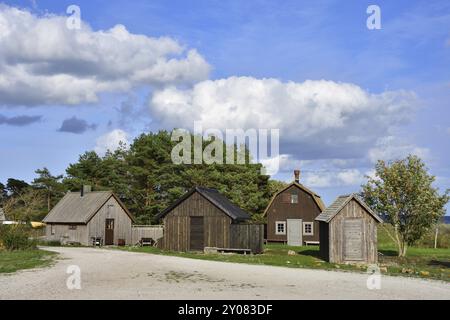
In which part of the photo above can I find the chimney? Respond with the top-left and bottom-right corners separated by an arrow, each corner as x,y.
294,170 -> 300,183
80,185 -> 92,197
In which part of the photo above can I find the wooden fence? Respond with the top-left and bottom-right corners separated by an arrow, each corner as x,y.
230,223 -> 264,254
131,225 -> 164,245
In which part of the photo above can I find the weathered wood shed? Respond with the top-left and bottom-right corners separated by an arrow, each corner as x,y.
156,187 -> 263,253
264,170 -> 325,245
43,187 -> 135,246
315,194 -> 383,264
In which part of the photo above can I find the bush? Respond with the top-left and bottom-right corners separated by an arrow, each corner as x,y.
0,225 -> 37,251
37,239 -> 61,246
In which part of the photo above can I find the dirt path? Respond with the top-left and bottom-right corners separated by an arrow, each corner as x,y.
0,247 -> 448,300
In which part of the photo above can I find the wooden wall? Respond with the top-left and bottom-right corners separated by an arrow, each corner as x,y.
87,197 -> 133,245
131,225 -> 163,244
45,224 -> 88,245
230,224 -> 264,253
162,191 -> 232,251
328,199 -> 378,264
266,185 -> 322,243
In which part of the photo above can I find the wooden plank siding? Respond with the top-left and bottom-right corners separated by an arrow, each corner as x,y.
266,185 -> 322,243
45,224 -> 88,245
328,199 -> 378,264
161,192 -> 232,251
230,224 -> 264,253
87,197 -> 132,245
131,225 -> 163,245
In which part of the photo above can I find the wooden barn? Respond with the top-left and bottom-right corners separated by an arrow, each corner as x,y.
155,187 -> 263,253
43,186 -> 135,246
264,170 -> 325,245
315,194 -> 383,264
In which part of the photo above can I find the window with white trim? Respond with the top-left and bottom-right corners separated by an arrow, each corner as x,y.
303,222 -> 313,236
290,194 -> 298,204
275,221 -> 286,235
50,224 -> 55,235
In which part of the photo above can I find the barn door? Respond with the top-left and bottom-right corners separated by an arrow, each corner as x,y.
344,219 -> 364,261
105,219 -> 115,245
190,217 -> 204,251
287,219 -> 302,246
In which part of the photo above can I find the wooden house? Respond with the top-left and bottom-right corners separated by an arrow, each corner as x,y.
264,170 -> 325,245
43,186 -> 135,246
315,194 -> 382,264
155,187 -> 263,253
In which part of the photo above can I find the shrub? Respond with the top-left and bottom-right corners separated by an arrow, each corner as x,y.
0,225 -> 37,251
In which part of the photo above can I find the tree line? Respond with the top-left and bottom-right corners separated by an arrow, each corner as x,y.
0,131 -> 285,224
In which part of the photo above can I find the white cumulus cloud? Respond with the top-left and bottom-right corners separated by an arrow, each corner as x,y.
95,129 -> 129,156
368,136 -> 430,163
0,5 -> 210,106
150,76 -> 417,159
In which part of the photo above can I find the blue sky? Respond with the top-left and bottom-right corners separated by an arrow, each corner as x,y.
0,0 -> 449,210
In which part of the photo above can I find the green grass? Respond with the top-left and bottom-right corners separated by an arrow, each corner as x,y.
113,225 -> 450,282
0,249 -> 57,274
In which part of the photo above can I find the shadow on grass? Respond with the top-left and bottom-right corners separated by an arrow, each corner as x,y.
297,250 -> 322,259
379,249 -> 398,257
428,260 -> 450,268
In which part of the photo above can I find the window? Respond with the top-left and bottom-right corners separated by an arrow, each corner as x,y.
50,224 -> 55,235
69,225 -> 77,230
275,221 -> 286,235
303,222 -> 313,236
290,194 -> 298,204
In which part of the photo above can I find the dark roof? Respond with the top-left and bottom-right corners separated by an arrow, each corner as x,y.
315,193 -> 383,223
263,181 -> 325,216
156,187 -> 251,222
43,191 -> 135,224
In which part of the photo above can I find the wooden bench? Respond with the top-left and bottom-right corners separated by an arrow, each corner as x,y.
305,241 -> 319,246
140,238 -> 154,246
217,248 -> 252,255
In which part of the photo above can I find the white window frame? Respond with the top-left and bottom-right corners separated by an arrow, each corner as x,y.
303,222 -> 314,236
275,221 -> 286,235
290,194 -> 298,204
50,224 -> 55,235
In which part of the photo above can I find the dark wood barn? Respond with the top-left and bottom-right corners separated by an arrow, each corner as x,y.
43,186 -> 135,246
156,187 -> 263,253
264,170 -> 325,245
315,194 -> 383,264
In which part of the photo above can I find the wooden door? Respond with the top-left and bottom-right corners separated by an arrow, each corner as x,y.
344,219 -> 364,261
105,219 -> 115,245
190,217 -> 204,251
287,219 -> 302,246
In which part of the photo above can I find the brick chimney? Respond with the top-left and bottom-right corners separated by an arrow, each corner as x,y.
294,170 -> 300,183
80,185 -> 92,197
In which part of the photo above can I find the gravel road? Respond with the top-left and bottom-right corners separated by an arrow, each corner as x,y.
0,247 -> 448,300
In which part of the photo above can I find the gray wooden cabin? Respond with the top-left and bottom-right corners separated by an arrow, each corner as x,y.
316,194 -> 382,264
155,187 -> 264,253
43,188 -> 135,246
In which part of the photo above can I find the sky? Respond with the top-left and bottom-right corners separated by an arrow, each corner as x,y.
0,0 -> 449,210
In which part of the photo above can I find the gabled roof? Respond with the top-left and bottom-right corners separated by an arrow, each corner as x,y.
315,193 -> 383,223
263,181 -> 325,216
42,191 -> 135,224
156,187 -> 251,222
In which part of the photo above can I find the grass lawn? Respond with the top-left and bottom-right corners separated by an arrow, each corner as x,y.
0,249 -> 57,274
115,225 -> 450,282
